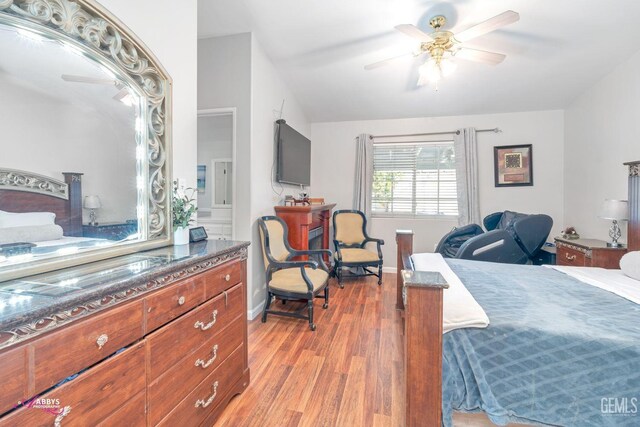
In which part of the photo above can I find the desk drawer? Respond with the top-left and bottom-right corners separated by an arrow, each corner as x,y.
157,344 -> 244,426
0,342 -> 145,427
147,283 -> 244,380
33,300 -> 144,392
557,245 -> 586,266
0,345 -> 28,415
146,276 -> 206,332
204,260 -> 242,299
148,315 -> 244,425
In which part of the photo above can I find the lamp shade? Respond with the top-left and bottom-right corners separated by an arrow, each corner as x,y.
598,199 -> 628,221
83,195 -> 101,209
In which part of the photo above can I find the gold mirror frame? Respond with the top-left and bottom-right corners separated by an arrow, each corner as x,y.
0,0 -> 172,281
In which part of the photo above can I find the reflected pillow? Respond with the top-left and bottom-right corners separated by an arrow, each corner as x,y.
619,251 -> 640,281
0,224 -> 64,245
0,211 -> 56,228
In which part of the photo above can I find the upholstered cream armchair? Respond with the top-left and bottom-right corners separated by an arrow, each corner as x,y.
332,210 -> 384,288
258,216 -> 331,331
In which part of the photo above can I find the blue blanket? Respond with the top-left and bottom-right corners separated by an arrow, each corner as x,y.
443,260 -> 640,426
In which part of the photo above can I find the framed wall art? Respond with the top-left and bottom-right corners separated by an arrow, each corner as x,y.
494,144 -> 533,187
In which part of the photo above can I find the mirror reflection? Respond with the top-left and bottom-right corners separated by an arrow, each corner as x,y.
0,22 -> 143,268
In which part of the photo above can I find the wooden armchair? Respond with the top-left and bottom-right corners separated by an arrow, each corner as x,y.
258,216 -> 331,331
332,210 -> 384,288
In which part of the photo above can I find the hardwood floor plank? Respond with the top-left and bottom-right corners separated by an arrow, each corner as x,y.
213,273 -> 531,427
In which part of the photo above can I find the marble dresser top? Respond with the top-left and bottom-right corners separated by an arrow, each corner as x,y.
0,240 -> 249,349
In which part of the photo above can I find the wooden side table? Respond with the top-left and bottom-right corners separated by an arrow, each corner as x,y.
554,237 -> 627,269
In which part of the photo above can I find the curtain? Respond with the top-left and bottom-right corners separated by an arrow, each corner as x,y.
353,133 -> 373,220
454,128 -> 481,226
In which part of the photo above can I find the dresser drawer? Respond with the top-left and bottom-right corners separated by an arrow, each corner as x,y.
157,344 -> 244,426
204,260 -> 242,299
147,283 -> 244,380
97,390 -> 146,427
557,245 -> 586,266
33,300 -> 144,392
0,345 -> 28,415
148,315 -> 244,425
145,276 -> 206,332
0,342 -> 145,427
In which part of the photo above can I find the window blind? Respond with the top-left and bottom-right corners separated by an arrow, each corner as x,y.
371,142 -> 458,217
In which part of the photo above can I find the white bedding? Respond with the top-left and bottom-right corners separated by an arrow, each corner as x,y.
411,253 -> 490,333
547,265 -> 640,305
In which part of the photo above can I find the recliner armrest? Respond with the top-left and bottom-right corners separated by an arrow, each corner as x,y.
456,229 -> 529,264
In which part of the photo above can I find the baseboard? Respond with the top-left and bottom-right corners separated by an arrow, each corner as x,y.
247,300 -> 265,320
382,266 -> 397,273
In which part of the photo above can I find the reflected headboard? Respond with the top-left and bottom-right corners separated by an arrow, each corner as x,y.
0,169 -> 84,237
625,161 -> 640,251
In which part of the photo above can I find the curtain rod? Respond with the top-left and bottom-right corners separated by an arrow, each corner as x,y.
369,128 -> 501,139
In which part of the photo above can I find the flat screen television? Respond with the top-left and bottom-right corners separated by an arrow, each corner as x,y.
276,120 -> 311,186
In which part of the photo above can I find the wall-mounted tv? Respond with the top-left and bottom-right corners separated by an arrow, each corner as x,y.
276,120 -> 311,187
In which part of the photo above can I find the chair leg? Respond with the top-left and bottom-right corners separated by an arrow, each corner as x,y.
337,264 -> 344,289
308,300 -> 316,331
378,264 -> 383,285
262,292 -> 272,323
322,286 -> 329,309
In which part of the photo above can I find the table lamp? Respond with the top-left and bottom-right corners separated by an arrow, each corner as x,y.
598,199 -> 628,247
84,195 -> 102,226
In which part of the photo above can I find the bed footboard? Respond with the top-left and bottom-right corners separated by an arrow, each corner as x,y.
396,230 -> 448,427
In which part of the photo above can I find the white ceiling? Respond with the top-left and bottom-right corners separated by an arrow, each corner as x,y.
198,0 -> 640,122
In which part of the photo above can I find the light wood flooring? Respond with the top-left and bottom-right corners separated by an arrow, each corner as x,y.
213,273 -> 523,427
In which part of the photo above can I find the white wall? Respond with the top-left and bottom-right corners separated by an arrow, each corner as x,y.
198,34 -> 252,244
564,48 -> 640,242
0,81 -> 137,224
99,0 -> 198,189
249,35 -> 310,313
197,114 -> 233,209
311,110 -> 565,267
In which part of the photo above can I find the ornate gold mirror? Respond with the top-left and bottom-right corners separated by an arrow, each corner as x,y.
0,0 -> 172,281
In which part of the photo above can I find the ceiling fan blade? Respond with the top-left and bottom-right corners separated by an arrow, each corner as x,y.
455,11 -> 520,42
61,74 -> 117,85
394,24 -> 433,42
364,52 -> 414,70
454,48 -> 506,65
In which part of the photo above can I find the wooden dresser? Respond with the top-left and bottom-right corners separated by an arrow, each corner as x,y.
554,237 -> 627,269
0,241 -> 249,426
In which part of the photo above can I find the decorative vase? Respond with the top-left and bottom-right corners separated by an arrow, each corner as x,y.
174,227 -> 190,245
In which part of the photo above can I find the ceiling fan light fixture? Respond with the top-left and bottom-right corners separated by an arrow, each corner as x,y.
419,57 -> 456,84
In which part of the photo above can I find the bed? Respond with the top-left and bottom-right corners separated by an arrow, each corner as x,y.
396,160 -> 640,427
0,169 -> 107,257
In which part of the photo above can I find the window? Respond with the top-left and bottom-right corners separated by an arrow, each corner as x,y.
371,142 -> 458,217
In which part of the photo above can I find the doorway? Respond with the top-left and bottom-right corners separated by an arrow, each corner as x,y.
197,108 -> 236,240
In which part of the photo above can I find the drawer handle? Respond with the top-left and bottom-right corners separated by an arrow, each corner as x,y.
195,381 -> 219,408
178,296 -> 186,306
565,253 -> 577,261
194,344 -> 219,369
96,334 -> 108,350
54,405 -> 72,427
194,310 -> 218,330
224,274 -> 231,282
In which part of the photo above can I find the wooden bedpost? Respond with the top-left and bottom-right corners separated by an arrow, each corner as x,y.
396,230 -> 413,310
63,172 -> 83,237
624,161 -> 640,251
396,230 -> 448,427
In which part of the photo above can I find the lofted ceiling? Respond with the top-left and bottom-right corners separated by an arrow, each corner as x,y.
198,0 -> 640,122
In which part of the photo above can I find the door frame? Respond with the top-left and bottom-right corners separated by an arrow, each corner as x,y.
197,107 -> 237,240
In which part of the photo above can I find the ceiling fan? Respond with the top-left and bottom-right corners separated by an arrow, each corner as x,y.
61,74 -> 134,105
365,10 -> 520,87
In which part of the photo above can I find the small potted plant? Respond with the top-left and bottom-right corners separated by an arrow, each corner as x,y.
172,180 -> 197,245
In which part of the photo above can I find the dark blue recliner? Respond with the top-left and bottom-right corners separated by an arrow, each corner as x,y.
435,211 -> 553,264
